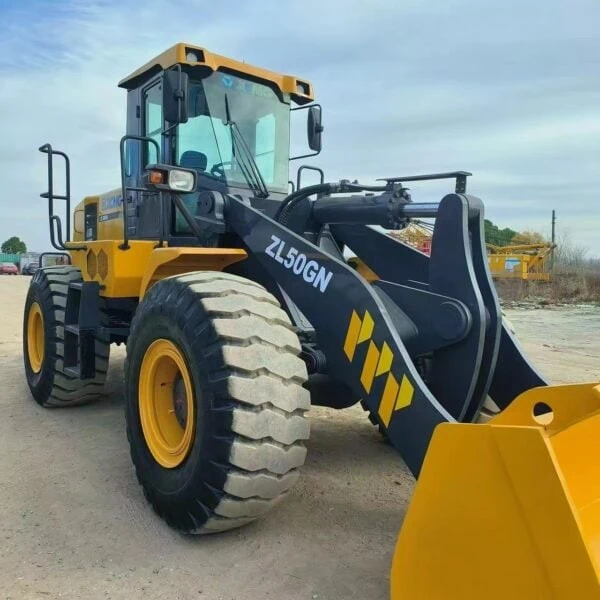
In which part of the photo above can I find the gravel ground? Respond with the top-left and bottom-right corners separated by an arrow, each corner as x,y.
0,275 -> 597,600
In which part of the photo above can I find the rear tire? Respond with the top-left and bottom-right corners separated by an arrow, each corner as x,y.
125,272 -> 310,533
23,266 -> 110,407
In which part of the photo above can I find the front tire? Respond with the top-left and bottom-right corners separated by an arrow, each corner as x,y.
125,272 -> 310,533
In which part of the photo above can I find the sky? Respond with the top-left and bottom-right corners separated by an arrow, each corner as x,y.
0,0 -> 598,255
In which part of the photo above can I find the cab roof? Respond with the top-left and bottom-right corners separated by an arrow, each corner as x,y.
118,43 -> 314,105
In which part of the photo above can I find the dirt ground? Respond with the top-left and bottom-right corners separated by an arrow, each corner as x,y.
0,276 -> 598,600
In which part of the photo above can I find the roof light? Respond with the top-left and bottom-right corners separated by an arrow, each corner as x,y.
186,51 -> 200,62
296,81 -> 310,95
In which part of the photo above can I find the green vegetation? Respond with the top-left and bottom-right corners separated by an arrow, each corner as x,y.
1,236 -> 27,254
483,220 -> 518,246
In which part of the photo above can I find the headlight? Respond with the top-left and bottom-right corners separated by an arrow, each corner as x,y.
168,169 -> 195,192
144,165 -> 196,193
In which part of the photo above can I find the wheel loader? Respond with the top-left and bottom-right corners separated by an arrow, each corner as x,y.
23,43 -> 600,598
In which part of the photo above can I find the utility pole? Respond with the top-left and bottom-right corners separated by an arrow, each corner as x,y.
550,209 -> 556,272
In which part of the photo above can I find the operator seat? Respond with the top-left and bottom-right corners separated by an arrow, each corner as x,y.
179,151 -> 208,173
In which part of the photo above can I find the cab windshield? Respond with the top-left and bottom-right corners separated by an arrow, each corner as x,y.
176,71 -> 291,194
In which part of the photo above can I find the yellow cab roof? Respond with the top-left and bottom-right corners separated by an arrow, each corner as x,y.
118,43 -> 314,104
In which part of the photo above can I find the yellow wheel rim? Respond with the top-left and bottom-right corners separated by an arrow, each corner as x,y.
27,302 -> 45,374
139,339 -> 195,468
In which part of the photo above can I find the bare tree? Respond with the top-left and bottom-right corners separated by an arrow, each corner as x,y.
553,230 -> 589,273
511,231 -> 547,245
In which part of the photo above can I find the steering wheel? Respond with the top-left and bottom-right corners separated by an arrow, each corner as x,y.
211,163 -> 226,180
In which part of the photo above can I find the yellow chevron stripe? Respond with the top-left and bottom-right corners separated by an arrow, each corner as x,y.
379,372 -> 399,427
375,341 -> 393,376
360,341 -> 380,393
395,375 -> 414,411
343,310 -> 362,361
357,310 -> 374,344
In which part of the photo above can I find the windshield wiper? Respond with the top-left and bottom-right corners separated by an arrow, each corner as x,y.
224,94 -> 269,198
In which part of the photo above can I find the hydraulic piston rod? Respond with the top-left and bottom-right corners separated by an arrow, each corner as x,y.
398,203 -> 439,219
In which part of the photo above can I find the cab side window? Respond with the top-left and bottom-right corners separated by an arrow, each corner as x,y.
144,83 -> 162,165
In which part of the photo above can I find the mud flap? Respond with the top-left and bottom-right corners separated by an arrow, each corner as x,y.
391,382 -> 600,600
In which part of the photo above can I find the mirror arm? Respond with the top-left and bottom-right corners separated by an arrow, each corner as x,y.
176,64 -> 184,124
290,149 -> 321,162
162,122 -> 177,137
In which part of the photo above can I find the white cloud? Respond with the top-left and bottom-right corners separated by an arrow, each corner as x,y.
0,0 -> 598,254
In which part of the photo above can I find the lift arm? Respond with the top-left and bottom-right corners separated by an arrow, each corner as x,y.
227,195 -> 454,474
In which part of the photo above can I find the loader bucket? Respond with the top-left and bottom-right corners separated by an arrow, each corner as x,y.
391,382 -> 600,600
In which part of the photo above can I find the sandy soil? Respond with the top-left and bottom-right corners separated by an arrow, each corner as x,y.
0,276 -> 597,600
503,305 -> 600,384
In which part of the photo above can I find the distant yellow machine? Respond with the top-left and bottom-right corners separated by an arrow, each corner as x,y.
390,221 -> 434,255
392,224 -> 556,282
487,242 -> 555,282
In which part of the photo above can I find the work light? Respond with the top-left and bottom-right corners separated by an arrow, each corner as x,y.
168,169 -> 195,192
143,165 -> 197,193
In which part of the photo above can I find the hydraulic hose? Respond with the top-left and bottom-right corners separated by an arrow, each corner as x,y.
275,183 -> 336,224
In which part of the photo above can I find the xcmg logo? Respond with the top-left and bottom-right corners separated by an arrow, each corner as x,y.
100,195 -> 122,211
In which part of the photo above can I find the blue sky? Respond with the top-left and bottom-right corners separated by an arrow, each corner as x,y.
0,0 -> 598,254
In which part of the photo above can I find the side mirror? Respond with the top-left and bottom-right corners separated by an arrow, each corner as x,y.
290,103 -> 323,161
163,69 -> 189,124
307,105 -> 323,152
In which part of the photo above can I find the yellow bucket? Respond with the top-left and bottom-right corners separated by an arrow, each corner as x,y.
391,382 -> 600,599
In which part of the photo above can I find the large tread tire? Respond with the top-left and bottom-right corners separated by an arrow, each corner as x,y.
23,266 -> 110,407
125,271 -> 310,534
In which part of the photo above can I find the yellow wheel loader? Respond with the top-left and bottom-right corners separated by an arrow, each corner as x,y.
23,43 -> 600,598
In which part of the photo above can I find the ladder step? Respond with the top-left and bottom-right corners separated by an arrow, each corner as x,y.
63,365 -> 96,380
65,324 -> 96,335
40,193 -> 69,200
63,366 -> 81,379
68,281 -> 84,290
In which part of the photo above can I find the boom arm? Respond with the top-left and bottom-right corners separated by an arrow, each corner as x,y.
227,195 -> 453,475
226,187 -> 549,475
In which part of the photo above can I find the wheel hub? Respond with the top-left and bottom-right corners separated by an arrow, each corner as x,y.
173,374 -> 188,428
27,302 -> 45,374
138,339 -> 195,469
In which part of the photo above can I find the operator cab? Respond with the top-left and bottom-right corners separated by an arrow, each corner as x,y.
117,43 -> 322,245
